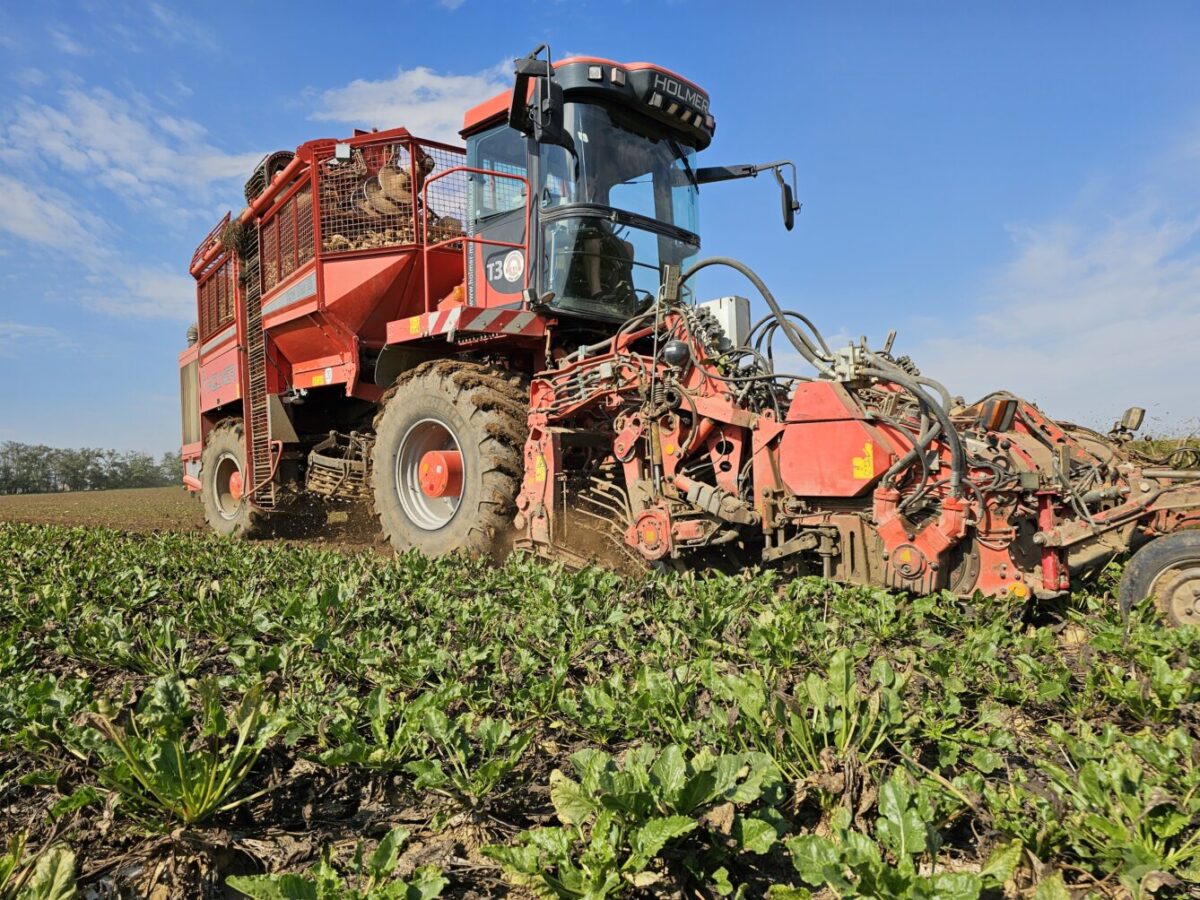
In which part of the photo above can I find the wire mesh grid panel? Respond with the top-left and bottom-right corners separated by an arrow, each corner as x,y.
261,216 -> 279,294
278,200 -> 296,283
260,183 -> 315,295
295,185 -> 314,268
318,142 -> 420,253
197,256 -> 235,340
418,143 -> 467,246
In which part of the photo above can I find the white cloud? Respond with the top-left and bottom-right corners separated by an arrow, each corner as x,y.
310,63 -> 510,143
13,68 -> 48,88
49,26 -> 89,56
0,87 -> 261,207
0,82 -> 261,321
0,322 -> 72,358
82,265 -> 196,320
145,2 -> 217,51
911,206 -> 1200,432
0,175 -> 106,254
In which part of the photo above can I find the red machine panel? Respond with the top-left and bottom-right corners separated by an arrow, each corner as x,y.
778,382 -> 895,497
198,344 -> 241,411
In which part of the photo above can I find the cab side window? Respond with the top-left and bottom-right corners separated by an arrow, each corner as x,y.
468,126 -> 528,224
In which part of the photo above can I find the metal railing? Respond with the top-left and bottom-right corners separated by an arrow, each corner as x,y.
420,166 -> 531,314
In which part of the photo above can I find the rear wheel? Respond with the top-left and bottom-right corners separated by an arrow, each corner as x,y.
1118,531 -> 1200,627
200,420 -> 263,538
371,361 -> 527,558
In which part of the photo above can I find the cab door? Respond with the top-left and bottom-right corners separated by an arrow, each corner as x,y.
466,126 -> 531,307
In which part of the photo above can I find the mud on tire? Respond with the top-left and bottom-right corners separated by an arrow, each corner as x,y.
371,360 -> 527,558
200,419 -> 265,538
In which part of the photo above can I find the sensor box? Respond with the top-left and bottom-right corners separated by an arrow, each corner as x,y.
698,295 -> 751,349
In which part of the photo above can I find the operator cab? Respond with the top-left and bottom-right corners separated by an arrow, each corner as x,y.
461,53 -> 714,323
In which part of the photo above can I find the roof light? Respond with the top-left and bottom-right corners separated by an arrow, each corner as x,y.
705,115 -> 715,130
587,65 -> 603,81
680,110 -> 692,124
648,93 -> 663,108
666,102 -> 679,115
610,67 -> 626,86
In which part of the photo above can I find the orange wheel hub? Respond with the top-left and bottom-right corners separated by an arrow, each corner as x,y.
229,470 -> 243,501
419,450 -> 463,498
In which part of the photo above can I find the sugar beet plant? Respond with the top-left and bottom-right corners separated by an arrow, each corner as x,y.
0,522 -> 1197,896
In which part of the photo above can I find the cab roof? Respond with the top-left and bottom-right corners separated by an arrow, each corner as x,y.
461,56 -> 713,145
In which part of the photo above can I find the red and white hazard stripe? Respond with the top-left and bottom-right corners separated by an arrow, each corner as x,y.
387,306 -> 547,344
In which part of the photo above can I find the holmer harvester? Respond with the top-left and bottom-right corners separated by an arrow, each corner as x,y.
181,47 -> 1200,625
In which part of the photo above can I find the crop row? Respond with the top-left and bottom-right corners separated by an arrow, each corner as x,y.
0,522 -> 1197,898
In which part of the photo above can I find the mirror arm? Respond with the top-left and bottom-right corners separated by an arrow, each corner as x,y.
694,163 -> 759,184
695,159 -> 796,186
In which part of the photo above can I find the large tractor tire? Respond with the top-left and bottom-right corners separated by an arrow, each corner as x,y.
1118,531 -> 1200,627
371,360 -> 527,558
200,419 -> 264,538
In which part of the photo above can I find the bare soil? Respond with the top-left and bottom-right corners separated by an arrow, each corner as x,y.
0,486 -> 204,531
0,487 -> 382,548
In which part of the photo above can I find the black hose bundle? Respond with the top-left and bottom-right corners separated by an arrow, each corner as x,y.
678,257 -> 968,497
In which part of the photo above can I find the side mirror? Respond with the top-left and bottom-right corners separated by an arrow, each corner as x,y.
508,45 -> 574,156
531,76 -> 570,149
1110,405 -> 1146,441
772,164 -> 800,232
508,46 -> 550,135
1120,407 -> 1145,432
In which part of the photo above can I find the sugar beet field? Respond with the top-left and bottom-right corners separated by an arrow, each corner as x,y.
1,505 -> 1198,898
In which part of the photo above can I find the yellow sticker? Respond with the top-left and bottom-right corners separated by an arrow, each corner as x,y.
663,443 -> 676,456
534,454 -> 547,483
899,548 -> 913,564
408,316 -> 421,335
312,374 -> 326,386
852,441 -> 875,479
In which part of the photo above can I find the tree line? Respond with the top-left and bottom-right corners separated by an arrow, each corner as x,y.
0,442 -> 182,495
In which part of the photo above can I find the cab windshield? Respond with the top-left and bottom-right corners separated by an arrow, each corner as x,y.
539,102 -> 700,320
539,101 -> 699,233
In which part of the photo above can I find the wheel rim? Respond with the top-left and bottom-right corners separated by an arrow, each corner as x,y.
213,452 -> 243,521
1150,558 -> 1200,627
395,418 -> 464,531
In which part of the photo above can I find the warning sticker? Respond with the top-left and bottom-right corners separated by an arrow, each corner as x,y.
852,442 -> 875,480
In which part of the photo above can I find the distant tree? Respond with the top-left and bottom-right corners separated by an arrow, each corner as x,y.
0,442 -> 180,495
159,451 -> 183,483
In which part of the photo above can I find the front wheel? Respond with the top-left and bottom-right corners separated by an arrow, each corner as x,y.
371,361 -> 527,558
1118,531 -> 1200,627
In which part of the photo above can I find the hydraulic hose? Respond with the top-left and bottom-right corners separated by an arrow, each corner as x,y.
916,376 -> 954,412
863,363 -> 967,497
680,257 -> 836,377
882,414 -> 941,488
678,256 -> 967,496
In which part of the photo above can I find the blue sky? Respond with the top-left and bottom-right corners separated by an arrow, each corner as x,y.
1,0 -> 1198,453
